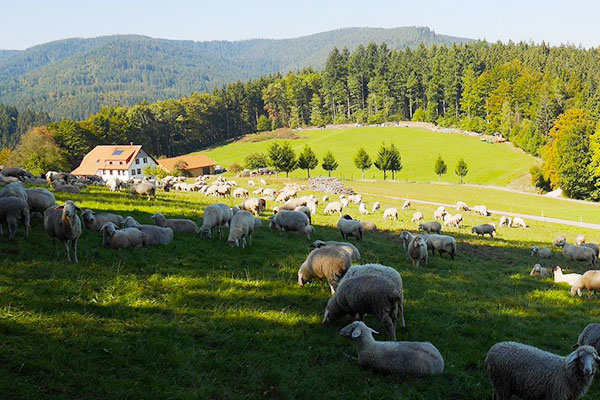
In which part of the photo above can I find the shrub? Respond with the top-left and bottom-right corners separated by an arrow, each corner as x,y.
229,163 -> 243,174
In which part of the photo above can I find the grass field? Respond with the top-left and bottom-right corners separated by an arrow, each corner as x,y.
202,126 -> 538,186
1,181 -> 600,399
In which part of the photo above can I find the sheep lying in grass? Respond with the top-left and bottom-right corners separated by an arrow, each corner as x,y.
574,324 -> 600,354
0,196 -> 30,238
419,221 -> 442,235
0,181 -> 28,201
100,222 -> 148,249
51,181 -> 81,194
407,236 -> 428,267
339,321 -> 443,377
472,224 -> 496,238
137,225 -> 173,245
151,212 -> 199,234
298,246 -> 351,293
411,211 -> 423,223
553,266 -> 582,287
310,240 -> 360,261
571,270 -> 600,297
383,208 -> 398,220
530,264 -> 549,278
44,201 -> 82,262
485,341 -> 600,400
269,210 -> 314,239
337,216 -> 364,241
81,209 -> 124,232
25,188 -> 56,214
324,201 -> 344,215
323,274 -> 403,340
121,216 -> 141,229
531,246 -> 552,259
371,202 -> 380,213
227,210 -> 255,248
555,239 -> 596,268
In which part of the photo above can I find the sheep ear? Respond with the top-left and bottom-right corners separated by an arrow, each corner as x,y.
595,354 -> 600,364
351,327 -> 362,338
566,351 -> 580,365
322,309 -> 330,324
150,215 -> 155,219
75,206 -> 82,213
369,327 -> 379,335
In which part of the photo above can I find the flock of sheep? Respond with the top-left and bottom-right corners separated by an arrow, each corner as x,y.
2,165 -> 600,399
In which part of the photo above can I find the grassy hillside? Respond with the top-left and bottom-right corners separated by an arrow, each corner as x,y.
204,126 -> 538,186
0,183 -> 599,399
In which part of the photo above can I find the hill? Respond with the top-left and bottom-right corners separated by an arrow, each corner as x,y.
202,126 -> 538,186
0,27 -> 472,119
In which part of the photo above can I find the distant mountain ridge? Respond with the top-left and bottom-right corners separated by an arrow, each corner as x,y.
0,27 -> 473,119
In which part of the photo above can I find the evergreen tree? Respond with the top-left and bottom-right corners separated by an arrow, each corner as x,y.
455,158 -> 468,184
434,155 -> 447,181
387,143 -> 402,180
321,151 -> 338,177
245,152 -> 269,169
353,147 -> 372,179
256,115 -> 271,132
296,145 -> 318,178
268,142 -> 296,177
374,142 -> 390,180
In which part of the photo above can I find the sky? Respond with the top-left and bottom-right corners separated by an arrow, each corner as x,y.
1,0 -> 598,50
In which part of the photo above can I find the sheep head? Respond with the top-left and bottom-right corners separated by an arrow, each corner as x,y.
566,346 -> 600,377
339,321 -> 378,340
100,222 -> 118,237
61,201 -> 81,222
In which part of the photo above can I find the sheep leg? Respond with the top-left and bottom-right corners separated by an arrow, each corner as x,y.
381,314 -> 396,340
63,240 -> 71,262
398,301 -> 405,328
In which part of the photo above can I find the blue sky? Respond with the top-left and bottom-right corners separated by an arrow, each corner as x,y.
1,0 -> 597,49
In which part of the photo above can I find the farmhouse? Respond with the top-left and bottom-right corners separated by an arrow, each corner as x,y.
71,145 -> 157,181
156,153 -> 216,177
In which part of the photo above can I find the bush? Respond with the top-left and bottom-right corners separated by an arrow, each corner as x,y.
530,165 -> 552,192
245,152 -> 269,169
256,115 -> 270,132
229,163 -> 243,174
143,166 -> 168,179
412,108 -> 426,122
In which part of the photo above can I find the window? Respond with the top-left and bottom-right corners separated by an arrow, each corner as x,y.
143,157 -> 147,163
109,161 -> 113,165
112,150 -> 123,156
131,169 -> 135,175
110,170 -> 113,175
137,169 -> 141,175
135,159 -> 140,165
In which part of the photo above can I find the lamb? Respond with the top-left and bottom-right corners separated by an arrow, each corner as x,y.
337,217 -> 364,241
473,205 -> 490,216
419,221 -> 442,235
553,266 -> 583,287
239,197 -> 266,216
484,341 -> 600,400
298,246 -> 351,293
512,216 -> 528,228
294,206 -> 312,224
43,201 -> 82,262
407,236 -> 428,267
310,240 -> 360,261
433,206 -> 447,220
571,270 -> 600,297
555,239 -> 596,268
200,203 -> 232,239
456,201 -> 469,211
137,225 -> 173,245
100,222 -> 148,249
227,210 -> 255,248
0,181 -> 28,201
424,234 -> 457,260
81,209 -> 124,232
443,213 -> 462,229
383,207 -> 398,220
361,221 -> 378,232
105,176 -> 121,192
472,223 -> 496,238
371,202 -> 381,213
269,209 -> 314,239
151,212 -> 199,234
401,200 -> 411,210
573,324 -> 600,354
51,181 -> 81,194
531,246 -> 552,258
411,211 -> 423,223
232,188 -> 249,198
0,196 -> 30,238
130,182 -> 155,200
324,201 -> 344,215
359,202 -> 369,215
530,264 -> 549,278
499,215 -> 512,228
339,321 -> 443,376
323,274 -> 403,340
25,188 -> 56,213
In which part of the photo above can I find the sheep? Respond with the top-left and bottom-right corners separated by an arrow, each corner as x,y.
383,207 -> 398,220
512,216 -> 528,228
309,240 -> 360,261
484,341 -> 600,400
151,212 -> 199,234
407,236 -> 428,267
323,274 -> 403,340
227,210 -> 255,248
200,204 -> 232,239
456,201 -> 469,211
324,201 -> 344,215
262,188 -> 276,199
232,188 -> 249,198
359,202 -> 369,215
581,243 -> 600,258
322,195 -> 329,203
25,188 -> 56,213
339,321 -> 443,376
252,187 -> 263,195
43,201 -> 82,262
398,230 -> 416,252
473,205 -> 490,216
372,202 -> 381,213
472,223 -> 496,238
0,196 -> 30,238
555,239 -> 596,268
573,324 -> 600,354
298,246 -> 351,293
275,198 -> 307,213
253,218 -> 262,229
424,234 -> 457,260
419,221 -> 442,235
105,176 -> 121,192
401,200 -> 411,210
81,209 -> 124,232
341,198 -> 349,209
411,211 -> 423,223
348,194 -> 362,204
294,206 -> 312,224
571,270 -> 600,297
530,264 -> 549,278
361,221 -> 378,232
0,181 -> 28,201
260,178 -> 267,186
576,234 -> 586,246
337,217 -> 364,241
100,222 -> 148,249
531,246 -> 552,259
239,197 -> 266,216
433,206 -> 447,220
137,225 -> 173,245
1,167 -> 33,180
247,179 -> 255,186
553,266 -> 583,287
51,181 -> 81,194
499,215 -> 512,227
130,182 -> 155,200
269,210 -> 314,239
443,213 -> 462,229
121,216 -> 141,229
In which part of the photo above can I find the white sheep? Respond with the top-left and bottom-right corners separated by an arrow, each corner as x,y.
401,200 -> 410,210
269,210 -> 314,239
555,239 -> 596,268
575,234 -> 586,246
80,209 -> 124,232
553,266 -> 582,287
200,203 -> 232,239
433,206 -> 447,220
383,207 -> 398,220
473,205 -> 489,216
137,225 -> 173,245
424,234 -> 457,260
348,194 -> 362,204
407,235 -> 428,267
322,195 -> 329,203
227,210 -> 255,248
443,213 -> 462,229
260,178 -> 267,185
151,212 -> 199,234
100,222 -> 148,249
511,217 -> 527,228
298,246 -> 351,293
499,215 -> 512,228
571,270 -> 600,297
339,321 -> 443,376
337,217 -> 364,241
247,179 -> 255,186
294,206 -> 312,224
252,188 -> 263,195
105,176 -> 121,192
456,201 -> 469,211
0,196 -> 30,238
359,202 -> 369,215
341,198 -> 349,208
232,188 -> 249,198
530,264 -> 549,278
310,240 -> 360,261
371,202 -> 381,213
43,201 -> 81,262
531,246 -> 552,258
411,211 -> 423,223
239,197 -> 266,216
324,201 -> 344,215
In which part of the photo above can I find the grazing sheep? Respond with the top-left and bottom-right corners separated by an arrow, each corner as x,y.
294,206 -> 312,224
372,202 -> 381,213
531,246 -> 552,258
571,270 -> 600,297
200,204 -> 232,239
407,236 -> 428,267
105,176 -> 121,192
411,211 -> 423,223
43,201 -> 82,262
247,180 -> 255,186
81,209 -> 124,232
574,324 -> 600,354
443,213 -> 462,229
269,210 -> 314,239
0,196 -> 30,238
359,202 -> 369,215
341,198 -> 349,208
227,210 -> 255,248
419,221 -> 442,235
25,188 -> 56,213
137,225 -> 173,245
472,223 -> 496,238
576,234 -> 586,246
130,182 -> 155,200
473,205 -> 490,216
361,221 -> 378,232
348,194 -> 362,204
456,201 -> 469,211
322,195 -> 329,203
0,181 -> 28,201
151,212 -> 199,234
555,239 -> 596,268
239,197 -> 266,216
401,200 -> 411,210
275,198 -> 307,213
383,207 -> 398,220
433,206 -> 447,220
337,217 -> 364,241
530,264 -> 549,278
262,188 -> 276,199
100,222 -> 148,249
51,181 -> 81,194
424,234 -> 457,260
121,216 -> 141,229
323,274 -> 403,340
298,246 -> 351,293
553,266 -> 583,287
324,201 -> 344,215
581,243 -> 600,258
232,188 -> 249,198
512,217 -> 528,228
499,215 -> 512,228
310,240 -> 360,261
339,321 -> 443,376
260,178 -> 267,185
485,341 -> 600,400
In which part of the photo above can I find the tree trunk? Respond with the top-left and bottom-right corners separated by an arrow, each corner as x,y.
286,171 -> 289,178
307,169 -> 310,178
383,170 -> 386,180
361,170 -> 365,180
328,170 -> 331,177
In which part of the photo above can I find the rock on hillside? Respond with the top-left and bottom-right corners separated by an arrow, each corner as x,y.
309,177 -> 355,195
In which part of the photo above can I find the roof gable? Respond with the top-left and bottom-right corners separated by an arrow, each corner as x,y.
72,145 -> 145,175
157,153 -> 216,172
